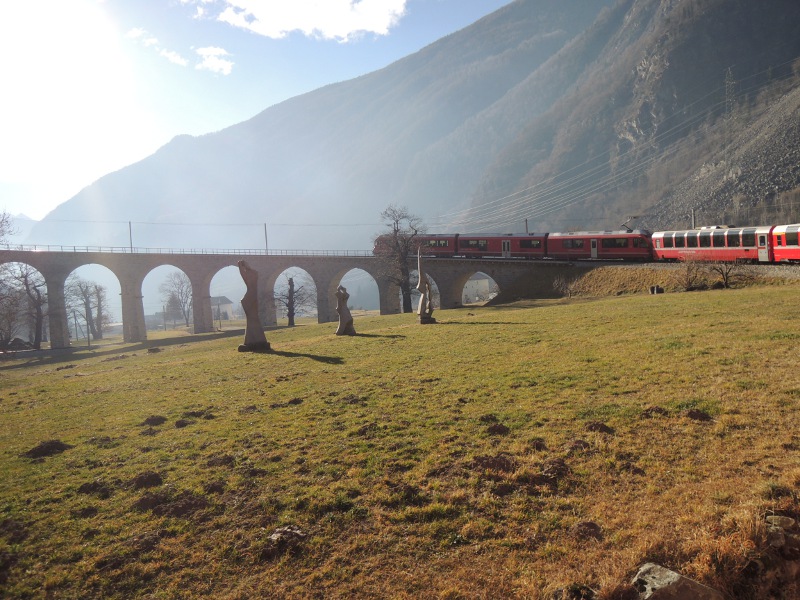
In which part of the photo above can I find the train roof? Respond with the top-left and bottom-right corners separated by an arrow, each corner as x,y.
771,223 -> 800,232
456,232 -> 548,237
422,232 -> 548,237
652,225 -> 774,236
547,229 -> 651,237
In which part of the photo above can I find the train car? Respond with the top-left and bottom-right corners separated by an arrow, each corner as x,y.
770,224 -> 800,262
417,234 -> 459,257
652,226 -> 774,263
545,230 -> 652,261
454,233 -> 548,259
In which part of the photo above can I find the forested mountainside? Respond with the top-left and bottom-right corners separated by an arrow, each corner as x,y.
26,0 -> 800,251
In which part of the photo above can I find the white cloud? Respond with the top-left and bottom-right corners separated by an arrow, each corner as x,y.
160,49 -> 190,66
193,0 -> 407,42
125,27 -> 146,40
195,47 -> 234,75
126,27 -> 188,68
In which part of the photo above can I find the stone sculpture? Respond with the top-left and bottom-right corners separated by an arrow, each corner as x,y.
335,285 -> 356,336
237,260 -> 271,352
416,249 -> 436,324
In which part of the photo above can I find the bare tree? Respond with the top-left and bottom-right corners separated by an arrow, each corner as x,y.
373,205 -> 426,313
67,276 -> 109,340
672,258 -> 705,291
0,214 -> 32,348
706,260 -> 741,289
0,277 -> 24,346
553,274 -> 581,298
11,264 -> 47,349
274,271 -> 317,327
159,271 -> 193,327
164,292 -> 183,328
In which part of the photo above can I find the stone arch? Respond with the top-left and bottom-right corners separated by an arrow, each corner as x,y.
461,271 -> 500,305
209,265 -> 246,330
142,264 -> 194,333
64,263 -> 124,343
272,266 -> 317,326
338,268 -> 379,312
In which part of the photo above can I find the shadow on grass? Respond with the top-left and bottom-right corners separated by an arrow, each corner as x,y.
436,321 -> 525,326
268,350 -> 344,364
353,333 -> 406,339
0,329 -> 246,371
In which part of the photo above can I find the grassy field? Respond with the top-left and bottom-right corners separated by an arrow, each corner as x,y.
1,284 -> 799,598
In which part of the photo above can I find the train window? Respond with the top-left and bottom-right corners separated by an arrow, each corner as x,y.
674,236 -> 685,248
461,239 -> 488,250
632,238 -> 648,248
726,231 -> 741,247
602,238 -> 629,248
742,231 -> 756,247
563,239 -> 585,249
520,239 -> 542,249
712,231 -> 725,246
699,232 -> 712,247
686,234 -> 698,248
777,235 -> 783,247
787,232 -> 799,246
664,236 -> 673,248
424,239 -> 449,247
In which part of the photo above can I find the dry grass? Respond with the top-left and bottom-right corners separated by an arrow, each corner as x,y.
1,283 -> 799,598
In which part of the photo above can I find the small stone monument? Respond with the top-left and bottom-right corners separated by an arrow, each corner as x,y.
237,260 -> 271,353
335,285 -> 356,336
416,249 -> 436,324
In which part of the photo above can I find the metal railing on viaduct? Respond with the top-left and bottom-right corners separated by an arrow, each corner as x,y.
0,245 -> 591,349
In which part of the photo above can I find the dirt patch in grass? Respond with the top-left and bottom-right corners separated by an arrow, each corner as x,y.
21,440 -> 73,458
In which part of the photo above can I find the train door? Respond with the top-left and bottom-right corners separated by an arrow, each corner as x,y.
501,240 -> 511,258
590,239 -> 598,259
758,234 -> 769,262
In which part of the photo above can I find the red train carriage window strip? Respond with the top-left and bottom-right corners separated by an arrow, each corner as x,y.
601,238 -> 630,248
461,239 -> 488,251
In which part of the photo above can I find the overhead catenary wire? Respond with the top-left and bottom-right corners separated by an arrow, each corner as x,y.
428,57 -> 800,232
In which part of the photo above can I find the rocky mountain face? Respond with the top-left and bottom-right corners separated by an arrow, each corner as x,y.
26,0 -> 800,251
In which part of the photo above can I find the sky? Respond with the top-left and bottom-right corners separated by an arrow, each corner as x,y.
0,0 -> 512,222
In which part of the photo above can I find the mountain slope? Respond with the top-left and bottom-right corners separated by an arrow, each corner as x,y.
468,0 -> 800,231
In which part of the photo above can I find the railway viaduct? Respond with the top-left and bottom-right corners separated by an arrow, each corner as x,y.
0,247 -> 596,349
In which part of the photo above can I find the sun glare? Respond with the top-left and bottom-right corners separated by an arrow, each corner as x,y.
0,0 -> 162,214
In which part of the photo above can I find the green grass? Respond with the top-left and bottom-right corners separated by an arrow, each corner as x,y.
1,285 -> 800,598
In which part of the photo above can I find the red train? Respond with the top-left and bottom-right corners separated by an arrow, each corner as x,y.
375,222 -> 800,264
652,224 -> 800,263
376,230 -> 652,261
